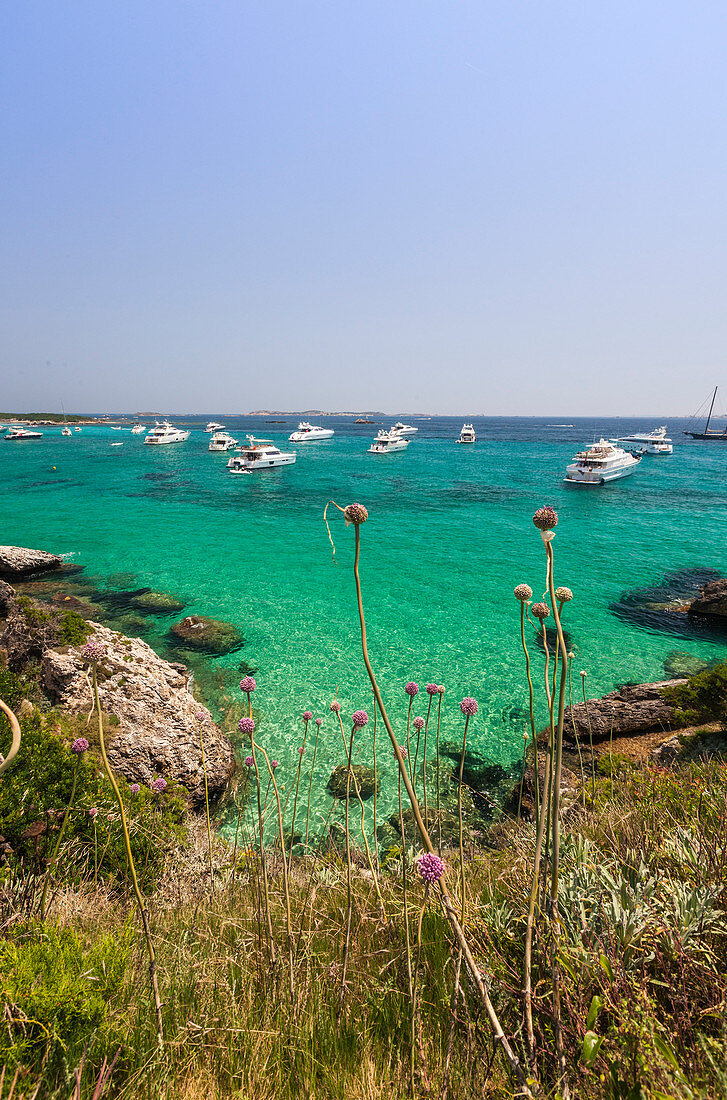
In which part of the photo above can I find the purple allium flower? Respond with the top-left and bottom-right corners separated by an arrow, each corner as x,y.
416,852 -> 446,883
395,745 -> 408,759
271,760 -> 279,770
244,755 -> 254,767
238,717 -> 255,735
531,602 -> 551,620
412,717 -> 425,731
437,685 -> 445,695
80,638 -> 106,663
330,701 -> 341,713
195,710 -> 206,722
460,697 -> 478,717
298,747 -> 305,755
152,777 -> 167,793
405,681 -> 419,697
71,737 -> 89,754
239,676 -> 257,693
555,586 -> 573,603
130,783 -> 141,795
344,502 -> 368,526
514,584 -> 533,602
352,710 -> 369,728
533,506 -> 558,531
302,710 -> 313,721
315,718 -> 322,727
426,683 -> 438,695
88,806 -> 99,820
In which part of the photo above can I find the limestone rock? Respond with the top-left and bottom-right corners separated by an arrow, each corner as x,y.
0,546 -> 62,578
42,622 -> 235,804
563,679 -> 686,742
688,578 -> 727,619
129,589 -> 186,615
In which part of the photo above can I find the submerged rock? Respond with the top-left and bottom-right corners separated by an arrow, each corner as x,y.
663,650 -> 715,679
688,578 -> 727,620
327,764 -> 378,800
563,679 -> 686,742
0,546 -> 62,578
129,589 -> 186,615
170,615 -> 244,655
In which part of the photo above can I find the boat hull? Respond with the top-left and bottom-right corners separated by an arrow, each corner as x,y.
564,458 -> 640,484
227,455 -> 296,471
144,431 -> 190,445
289,430 -> 334,442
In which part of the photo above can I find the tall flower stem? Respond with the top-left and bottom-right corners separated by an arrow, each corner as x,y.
519,601 -> 539,810
371,696 -> 379,873
199,724 -> 214,890
257,743 -> 294,1000
581,673 -> 596,801
40,756 -> 80,919
288,719 -> 309,865
250,737 -> 276,965
410,886 -> 429,1098
231,771 -> 250,890
405,696 -> 414,785
0,698 -> 21,779
346,518 -> 535,1096
334,711 -> 383,909
336,722 -> 357,1026
304,722 -> 321,850
91,666 -> 163,1045
457,715 -> 471,925
435,693 -> 443,854
398,764 -> 414,1028
422,695 -> 433,829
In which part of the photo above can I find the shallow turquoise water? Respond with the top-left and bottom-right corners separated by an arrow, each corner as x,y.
3,415 -> 726,833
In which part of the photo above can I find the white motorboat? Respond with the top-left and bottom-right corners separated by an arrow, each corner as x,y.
205,421 -> 225,433
227,436 -> 296,471
111,426 -> 122,431
456,423 -> 476,444
110,442 -> 123,447
131,424 -> 146,434
144,420 -> 191,445
565,440 -> 641,484
5,427 -> 43,440
62,426 -> 72,436
209,431 -> 238,452
288,421 -> 334,442
74,426 -> 82,432
369,430 -> 410,454
390,422 -> 418,437
610,426 -> 673,455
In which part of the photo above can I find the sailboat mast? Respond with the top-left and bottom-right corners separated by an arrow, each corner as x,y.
704,386 -> 718,434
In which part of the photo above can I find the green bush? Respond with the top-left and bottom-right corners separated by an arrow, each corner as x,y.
0,924 -> 130,1082
663,661 -> 727,725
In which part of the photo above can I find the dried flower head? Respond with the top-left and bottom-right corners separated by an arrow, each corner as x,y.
302,710 -> 313,721
395,745 -> 408,759
88,806 -> 99,820
531,602 -> 551,620
238,717 -> 255,735
412,717 -> 425,730
514,583 -> 533,602
426,682 -> 438,695
315,718 -> 322,727
239,676 -> 257,693
416,852 -> 446,883
244,755 -> 254,767
459,697 -> 478,717
404,681 -> 419,697
352,709 -> 369,728
152,778 -> 167,794
130,783 -> 141,795
330,700 -> 341,713
555,586 -> 573,603
437,685 -> 445,695
533,506 -> 558,531
344,502 -> 369,526
71,737 -> 89,755
80,638 -> 106,663
580,670 -> 587,678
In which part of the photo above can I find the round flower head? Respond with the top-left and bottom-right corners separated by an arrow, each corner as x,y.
555,586 -> 573,603
531,602 -> 551,620
514,583 -> 533,602
195,710 -> 206,722
426,683 -> 438,696
298,747 -> 305,755
533,506 -> 558,531
416,852 -> 446,883
330,700 -> 341,713
344,502 -> 368,526
395,745 -> 408,759
523,731 -> 530,741
152,777 -> 167,793
130,783 -> 141,795
302,710 -> 313,721
580,670 -> 587,679
315,718 -> 322,727
460,697 -> 478,717
71,737 -> 89,755
239,676 -> 256,693
238,717 -> 255,735
271,760 -> 279,770
412,716 -> 425,730
244,755 -> 254,768
88,806 -> 99,820
404,681 -> 419,697
80,638 -> 106,663
437,685 -> 445,695
352,709 -> 369,728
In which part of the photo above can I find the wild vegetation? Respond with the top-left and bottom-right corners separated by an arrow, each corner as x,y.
0,506 -> 726,1099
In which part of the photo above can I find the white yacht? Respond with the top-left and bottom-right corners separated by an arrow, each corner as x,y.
565,440 -> 641,485
227,436 -> 296,472
369,430 -> 410,454
288,421 -> 334,442
610,427 -> 673,455
205,421 -> 225,433
456,423 -> 476,444
131,423 -> 146,434
74,426 -> 82,432
209,431 -> 238,452
390,422 -> 418,437
62,426 -> 72,436
5,427 -> 43,440
111,426 -> 122,431
144,420 -> 190,445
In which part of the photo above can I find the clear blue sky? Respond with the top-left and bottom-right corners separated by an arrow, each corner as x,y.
3,1 -> 726,415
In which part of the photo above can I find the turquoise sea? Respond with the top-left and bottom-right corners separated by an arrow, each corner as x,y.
3,415 -> 727,833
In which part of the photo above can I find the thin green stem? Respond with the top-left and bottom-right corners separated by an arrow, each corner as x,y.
40,757 -> 79,919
